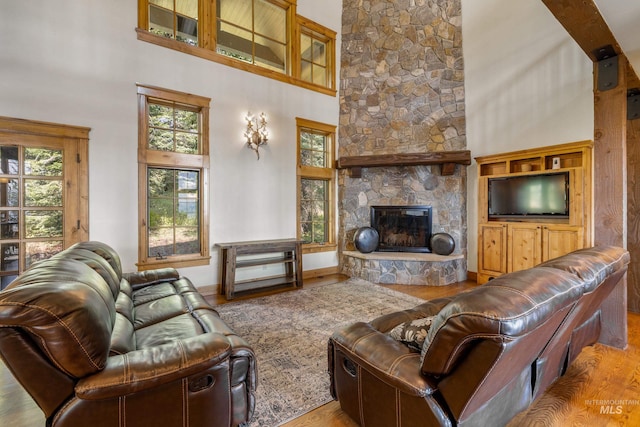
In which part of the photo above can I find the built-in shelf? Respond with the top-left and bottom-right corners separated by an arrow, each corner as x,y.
474,140 -> 593,285
336,151 -> 471,177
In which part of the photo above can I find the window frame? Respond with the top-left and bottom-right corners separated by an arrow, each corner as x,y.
216,0 -> 291,74
137,84 -> 211,270
295,15 -> 336,91
137,0 -> 336,96
0,116 -> 89,284
296,117 -> 336,254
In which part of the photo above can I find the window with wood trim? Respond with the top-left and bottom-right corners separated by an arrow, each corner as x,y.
148,0 -> 199,46
217,0 -> 289,73
0,117 -> 89,289
297,16 -> 335,90
137,84 -> 210,270
137,0 -> 336,95
296,118 -> 335,253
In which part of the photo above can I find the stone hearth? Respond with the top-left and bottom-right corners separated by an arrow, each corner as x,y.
343,250 -> 465,286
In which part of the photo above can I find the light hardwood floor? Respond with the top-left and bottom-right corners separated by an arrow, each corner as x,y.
1,275 -> 639,426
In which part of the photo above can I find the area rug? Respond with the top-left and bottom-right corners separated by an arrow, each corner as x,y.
214,278 -> 426,426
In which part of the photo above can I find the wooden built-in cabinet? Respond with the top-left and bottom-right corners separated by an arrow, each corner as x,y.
476,141 -> 593,284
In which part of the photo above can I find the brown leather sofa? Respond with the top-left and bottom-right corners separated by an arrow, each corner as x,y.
0,241 -> 256,427
328,246 -> 629,427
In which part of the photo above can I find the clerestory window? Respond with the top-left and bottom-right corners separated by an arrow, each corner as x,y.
137,0 -> 336,95
217,0 -> 288,73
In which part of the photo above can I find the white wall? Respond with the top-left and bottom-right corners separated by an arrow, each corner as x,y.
461,0 -> 594,273
1,0 -> 600,284
0,0 -> 342,287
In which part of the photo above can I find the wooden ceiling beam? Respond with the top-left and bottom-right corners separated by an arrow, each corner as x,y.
541,0 -> 640,89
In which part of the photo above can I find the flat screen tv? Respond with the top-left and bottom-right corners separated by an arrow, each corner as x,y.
488,172 -> 569,219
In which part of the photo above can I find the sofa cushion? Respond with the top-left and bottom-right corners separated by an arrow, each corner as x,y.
420,266 -> 584,376
388,316 -> 434,351
110,312 -> 136,355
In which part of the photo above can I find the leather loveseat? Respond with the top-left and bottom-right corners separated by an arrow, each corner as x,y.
0,241 -> 256,427
328,245 -> 629,427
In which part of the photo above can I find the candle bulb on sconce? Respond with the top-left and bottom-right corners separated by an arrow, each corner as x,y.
244,112 -> 268,160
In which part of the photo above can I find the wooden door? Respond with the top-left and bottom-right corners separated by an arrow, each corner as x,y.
542,225 -> 584,262
508,223 -> 542,272
478,223 -> 507,283
0,118 -> 89,289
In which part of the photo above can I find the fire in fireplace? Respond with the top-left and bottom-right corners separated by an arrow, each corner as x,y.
370,205 -> 432,253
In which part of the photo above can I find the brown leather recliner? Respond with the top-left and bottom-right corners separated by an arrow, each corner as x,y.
0,241 -> 256,427
328,246 -> 629,427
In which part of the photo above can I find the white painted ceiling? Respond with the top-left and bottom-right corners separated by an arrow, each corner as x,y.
594,0 -> 640,81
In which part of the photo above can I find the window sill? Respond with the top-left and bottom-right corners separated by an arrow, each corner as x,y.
302,243 -> 337,254
137,255 -> 211,271
135,29 -> 336,97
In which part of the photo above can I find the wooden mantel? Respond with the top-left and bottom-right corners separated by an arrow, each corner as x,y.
336,150 -> 471,177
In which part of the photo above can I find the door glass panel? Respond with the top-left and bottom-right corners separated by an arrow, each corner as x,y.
25,241 -> 63,269
24,148 -> 63,176
0,146 -> 18,174
0,179 -> 19,207
25,179 -> 63,207
25,210 -> 63,238
0,211 -> 19,239
1,243 -> 19,272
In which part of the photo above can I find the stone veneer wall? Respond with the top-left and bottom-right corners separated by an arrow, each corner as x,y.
338,0 -> 468,282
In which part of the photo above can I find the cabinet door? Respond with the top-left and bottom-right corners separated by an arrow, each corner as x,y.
542,225 -> 584,261
478,223 -> 507,281
508,223 -> 542,272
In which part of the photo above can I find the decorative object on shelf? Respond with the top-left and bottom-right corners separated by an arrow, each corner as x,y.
521,163 -> 532,172
354,226 -> 379,253
244,112 -> 268,159
552,157 -> 561,169
430,232 -> 455,255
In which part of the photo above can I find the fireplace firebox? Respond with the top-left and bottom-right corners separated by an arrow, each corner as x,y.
371,205 -> 432,253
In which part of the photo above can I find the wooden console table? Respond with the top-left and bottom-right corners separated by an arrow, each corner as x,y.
216,239 -> 303,300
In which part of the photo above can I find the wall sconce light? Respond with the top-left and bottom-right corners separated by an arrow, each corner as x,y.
244,112 -> 268,159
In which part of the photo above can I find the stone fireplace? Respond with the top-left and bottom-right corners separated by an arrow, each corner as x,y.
338,0 -> 467,286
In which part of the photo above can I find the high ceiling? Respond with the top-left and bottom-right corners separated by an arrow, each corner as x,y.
593,0 -> 640,82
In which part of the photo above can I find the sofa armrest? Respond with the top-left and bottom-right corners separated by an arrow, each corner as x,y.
330,322 -> 437,396
123,268 -> 180,289
75,334 -> 231,400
